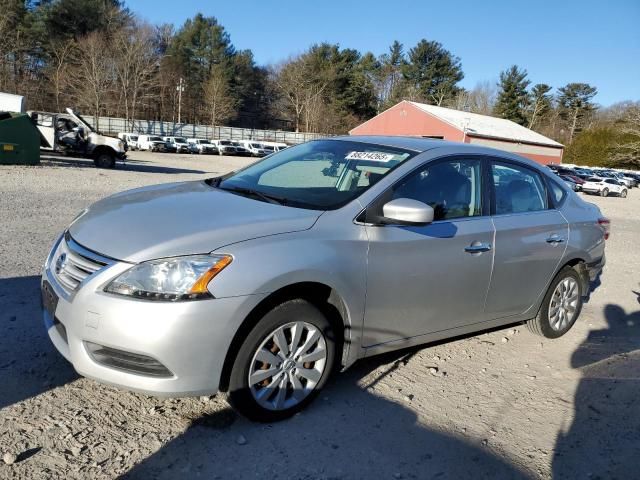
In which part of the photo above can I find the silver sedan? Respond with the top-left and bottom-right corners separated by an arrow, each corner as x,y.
42,137 -> 608,421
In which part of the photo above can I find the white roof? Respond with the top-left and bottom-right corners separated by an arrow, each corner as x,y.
408,101 -> 563,148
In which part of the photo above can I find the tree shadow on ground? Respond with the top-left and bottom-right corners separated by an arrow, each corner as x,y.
39,156 -> 208,175
0,276 -> 78,410
552,291 -> 640,479
122,348 -> 529,480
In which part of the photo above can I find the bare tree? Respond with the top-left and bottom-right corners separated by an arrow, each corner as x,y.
71,32 -> 114,131
113,23 -> 159,129
48,39 -> 76,111
610,106 -> 640,168
203,64 -> 237,127
273,58 -> 307,132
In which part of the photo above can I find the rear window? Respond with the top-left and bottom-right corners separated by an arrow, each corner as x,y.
548,179 -> 567,206
492,162 -> 548,214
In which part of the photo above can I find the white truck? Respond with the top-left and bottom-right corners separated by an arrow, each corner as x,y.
118,132 -> 139,151
239,140 -> 269,157
29,108 -> 126,168
187,138 -> 218,154
137,134 -> 167,152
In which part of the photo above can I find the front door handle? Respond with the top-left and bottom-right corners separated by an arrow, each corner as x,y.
465,242 -> 492,254
546,234 -> 565,244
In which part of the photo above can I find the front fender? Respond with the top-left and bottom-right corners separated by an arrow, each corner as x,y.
209,222 -> 369,360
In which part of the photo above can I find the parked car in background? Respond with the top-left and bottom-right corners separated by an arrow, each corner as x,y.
573,168 -> 596,180
231,142 -> 251,156
41,137 -> 608,421
117,133 -> 139,151
137,135 -> 166,152
560,175 -> 581,191
239,141 -> 269,157
163,136 -> 190,153
187,138 -> 218,155
261,141 -> 288,152
610,172 -> 637,188
582,177 -> 628,197
211,139 -> 237,155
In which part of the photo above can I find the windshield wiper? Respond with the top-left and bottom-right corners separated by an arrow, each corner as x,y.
220,186 -> 288,206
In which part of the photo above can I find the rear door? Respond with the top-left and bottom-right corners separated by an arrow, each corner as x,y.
485,159 -> 568,319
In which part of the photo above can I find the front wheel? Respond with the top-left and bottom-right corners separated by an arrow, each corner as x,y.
527,266 -> 583,339
227,300 -> 336,422
94,152 -> 116,169
621,189 -> 627,198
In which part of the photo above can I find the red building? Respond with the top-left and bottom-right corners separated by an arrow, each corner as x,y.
350,101 -> 564,165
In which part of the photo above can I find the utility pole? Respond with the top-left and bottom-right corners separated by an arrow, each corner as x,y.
177,77 -> 185,124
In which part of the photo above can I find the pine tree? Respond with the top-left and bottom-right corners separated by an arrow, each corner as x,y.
494,65 -> 530,125
557,83 -> 598,143
402,39 -> 463,106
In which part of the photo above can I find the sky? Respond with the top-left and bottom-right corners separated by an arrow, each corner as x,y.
128,0 -> 639,106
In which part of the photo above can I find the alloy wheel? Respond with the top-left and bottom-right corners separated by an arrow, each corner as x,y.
548,277 -> 580,331
248,321 -> 327,411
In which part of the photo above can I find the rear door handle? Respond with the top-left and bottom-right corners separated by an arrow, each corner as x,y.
465,242 -> 492,254
546,234 -> 565,244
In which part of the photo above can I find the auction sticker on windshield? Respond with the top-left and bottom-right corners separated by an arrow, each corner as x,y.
345,151 -> 396,162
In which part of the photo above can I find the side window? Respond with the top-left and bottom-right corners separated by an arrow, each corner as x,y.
492,162 -> 548,214
548,179 -> 567,206
392,159 -> 483,221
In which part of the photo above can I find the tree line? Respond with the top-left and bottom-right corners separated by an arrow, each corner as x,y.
1,0 -> 637,167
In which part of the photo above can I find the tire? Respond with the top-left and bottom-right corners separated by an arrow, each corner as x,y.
621,189 -> 627,198
526,266 -> 583,339
227,299 -> 336,422
94,152 -> 116,169
601,188 -> 609,197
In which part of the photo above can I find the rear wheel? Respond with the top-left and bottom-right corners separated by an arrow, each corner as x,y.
601,188 -> 609,197
527,266 -> 583,338
227,300 -> 336,422
94,152 -> 116,169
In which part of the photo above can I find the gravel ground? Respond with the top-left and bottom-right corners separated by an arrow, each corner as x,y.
1,152 -> 638,479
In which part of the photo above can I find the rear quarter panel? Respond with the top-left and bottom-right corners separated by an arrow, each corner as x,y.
560,193 -> 606,265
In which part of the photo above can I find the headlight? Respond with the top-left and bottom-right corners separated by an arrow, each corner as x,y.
104,255 -> 232,301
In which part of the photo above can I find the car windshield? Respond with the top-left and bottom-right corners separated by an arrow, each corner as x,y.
251,143 -> 262,148
587,177 -> 601,182
130,136 -> 138,141
220,140 -> 231,145
215,139 -> 414,210
198,140 -> 208,144
150,136 -> 162,141
175,138 -> 187,143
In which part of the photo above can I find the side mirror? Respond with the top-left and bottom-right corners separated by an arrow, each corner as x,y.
380,198 -> 434,226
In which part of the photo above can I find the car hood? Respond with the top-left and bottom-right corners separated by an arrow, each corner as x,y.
69,181 -> 322,263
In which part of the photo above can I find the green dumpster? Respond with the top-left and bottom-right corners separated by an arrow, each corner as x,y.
0,112 -> 40,165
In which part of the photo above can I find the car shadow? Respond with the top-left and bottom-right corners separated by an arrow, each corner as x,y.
121,348 -> 529,479
40,156 -> 208,175
0,276 -> 78,410
552,292 -> 640,479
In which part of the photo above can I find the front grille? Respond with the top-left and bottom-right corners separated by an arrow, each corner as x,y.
50,234 -> 111,295
84,342 -> 173,378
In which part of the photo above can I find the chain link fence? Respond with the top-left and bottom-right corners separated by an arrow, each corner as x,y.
92,116 -> 328,144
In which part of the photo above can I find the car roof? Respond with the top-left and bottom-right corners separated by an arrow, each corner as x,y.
330,135 -> 547,172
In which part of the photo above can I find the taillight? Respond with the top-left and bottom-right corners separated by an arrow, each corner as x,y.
598,217 -> 610,240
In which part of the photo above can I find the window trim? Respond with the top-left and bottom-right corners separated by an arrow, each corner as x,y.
359,154 -> 490,225
489,158 -> 551,217
545,176 -> 569,209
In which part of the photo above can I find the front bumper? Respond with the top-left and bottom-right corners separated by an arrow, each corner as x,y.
41,249 -> 266,397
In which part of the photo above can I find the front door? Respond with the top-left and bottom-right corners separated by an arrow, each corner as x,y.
363,157 -> 494,347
